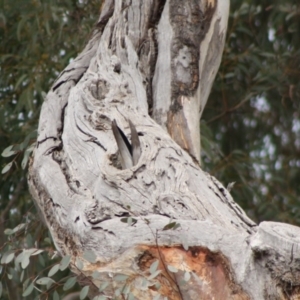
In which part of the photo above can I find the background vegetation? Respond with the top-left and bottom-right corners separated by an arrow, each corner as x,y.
0,0 -> 299,298
202,0 -> 300,224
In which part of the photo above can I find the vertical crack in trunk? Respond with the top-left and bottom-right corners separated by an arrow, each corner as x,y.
136,0 -> 167,117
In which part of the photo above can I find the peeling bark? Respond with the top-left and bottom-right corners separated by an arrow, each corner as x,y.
28,0 -> 300,299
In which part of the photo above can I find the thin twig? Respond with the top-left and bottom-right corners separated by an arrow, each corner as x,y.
206,95 -> 252,124
155,230 -> 184,300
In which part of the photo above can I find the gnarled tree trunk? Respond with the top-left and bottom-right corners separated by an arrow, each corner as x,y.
28,0 -> 300,299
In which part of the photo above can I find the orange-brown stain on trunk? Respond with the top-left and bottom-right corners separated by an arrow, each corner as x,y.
138,245 -> 250,300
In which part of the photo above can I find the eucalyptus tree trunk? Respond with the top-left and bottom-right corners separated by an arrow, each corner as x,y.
28,0 -> 300,299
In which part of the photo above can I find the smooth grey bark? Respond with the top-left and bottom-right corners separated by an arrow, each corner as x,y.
28,0 -> 300,299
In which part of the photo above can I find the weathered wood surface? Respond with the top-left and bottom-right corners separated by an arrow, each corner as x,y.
28,0 -> 300,299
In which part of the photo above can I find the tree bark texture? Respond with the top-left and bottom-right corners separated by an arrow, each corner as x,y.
28,0 -> 300,299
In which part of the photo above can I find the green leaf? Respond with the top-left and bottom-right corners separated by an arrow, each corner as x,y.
44,237 -> 51,244
153,295 -> 161,300
20,270 -> 24,282
15,251 -> 24,266
120,217 -> 137,225
22,282 -> 34,297
31,249 -> 44,256
99,281 -> 109,292
47,278 -> 55,289
4,228 -> 13,235
150,260 -> 159,274
224,72 -> 235,79
259,52 -> 276,58
12,223 -> 26,234
162,222 -> 180,231
26,234 -> 34,247
38,253 -> 45,267
20,133 -> 34,151
181,236 -> 189,251
23,278 -> 30,290
83,250 -> 96,263
14,74 -> 28,91
0,53 -> 13,63
92,271 -> 101,279
142,278 -> 149,288
127,217 -> 133,225
76,258 -> 84,270
1,145 -> 16,157
93,296 -> 107,300
2,161 -> 13,174
36,277 -> 54,285
59,255 -> 71,271
21,249 -> 38,269
80,286 -> 89,299
167,265 -> 178,273
114,274 -> 128,282
21,149 -> 30,169
45,20 -> 51,36
184,271 -> 191,281
1,250 -> 15,264
114,287 -> 122,297
173,223 -> 181,230
48,264 -> 60,277
8,267 -> 18,281
128,292 -> 135,300
123,284 -> 130,295
63,276 -> 77,291
0,282 -> 2,298
16,14 -> 31,41
53,290 -> 60,300
148,270 -> 161,280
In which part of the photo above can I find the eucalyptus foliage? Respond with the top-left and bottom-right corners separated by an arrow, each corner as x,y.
1,0 -> 99,298
202,0 -> 300,224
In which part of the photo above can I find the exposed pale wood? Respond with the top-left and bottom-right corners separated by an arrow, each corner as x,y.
152,0 -> 229,162
28,0 -> 300,299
